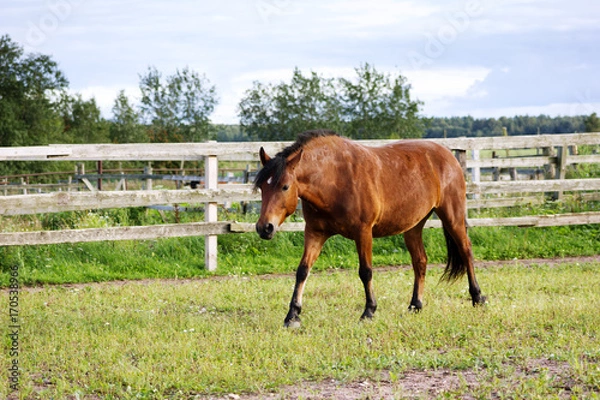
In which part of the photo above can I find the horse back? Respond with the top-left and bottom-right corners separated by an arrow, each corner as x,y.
300,137 -> 464,238
368,140 -> 465,236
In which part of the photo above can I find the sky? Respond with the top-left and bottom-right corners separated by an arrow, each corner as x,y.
2,0 -> 600,124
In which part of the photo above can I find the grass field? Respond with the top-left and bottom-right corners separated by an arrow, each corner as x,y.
0,194 -> 598,285
2,261 -> 599,399
1,198 -> 599,398
1,206 -> 600,287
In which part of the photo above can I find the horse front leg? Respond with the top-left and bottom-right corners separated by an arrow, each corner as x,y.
356,231 -> 377,320
284,230 -> 328,328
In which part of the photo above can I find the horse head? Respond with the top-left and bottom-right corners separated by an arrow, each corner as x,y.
254,147 -> 302,240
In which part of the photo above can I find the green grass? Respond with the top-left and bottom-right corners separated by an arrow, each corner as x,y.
1,153 -> 598,398
0,194 -> 598,287
1,205 -> 600,287
1,223 -> 599,287
1,262 -> 599,398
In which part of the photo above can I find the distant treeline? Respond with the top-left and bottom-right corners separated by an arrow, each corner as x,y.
215,115 -> 590,142
424,115 -> 588,139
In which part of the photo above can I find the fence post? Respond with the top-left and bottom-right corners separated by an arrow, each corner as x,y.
144,163 -> 153,191
116,161 -> 126,191
552,146 -> 568,200
205,143 -> 218,271
543,147 -> 556,179
178,160 -> 185,190
471,149 -> 480,200
97,161 -> 103,191
492,151 -> 500,181
20,177 -> 28,195
454,150 -> 467,177
454,149 -> 469,216
242,164 -> 251,214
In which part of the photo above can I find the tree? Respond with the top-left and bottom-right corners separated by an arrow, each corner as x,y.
238,64 -> 424,140
340,64 -> 424,139
584,112 -> 600,132
110,90 -> 148,143
239,68 -> 343,141
139,66 -> 218,142
59,94 -> 110,144
0,34 -> 68,147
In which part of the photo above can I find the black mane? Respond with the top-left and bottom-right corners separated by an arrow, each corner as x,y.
254,129 -> 338,189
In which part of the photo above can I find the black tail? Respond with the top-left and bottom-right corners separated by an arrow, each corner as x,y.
441,226 -> 467,282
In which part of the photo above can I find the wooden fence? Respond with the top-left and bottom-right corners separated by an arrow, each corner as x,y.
1,133 -> 599,270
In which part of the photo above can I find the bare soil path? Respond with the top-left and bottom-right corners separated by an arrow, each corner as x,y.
206,357 -> 576,399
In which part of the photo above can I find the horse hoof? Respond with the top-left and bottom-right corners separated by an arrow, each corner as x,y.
473,295 -> 487,307
360,311 -> 375,320
284,319 -> 301,329
408,300 -> 423,312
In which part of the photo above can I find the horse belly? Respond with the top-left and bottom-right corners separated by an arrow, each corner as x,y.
368,144 -> 443,237
371,216 -> 423,238
371,185 -> 438,237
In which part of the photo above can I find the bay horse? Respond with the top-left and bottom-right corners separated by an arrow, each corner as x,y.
254,130 -> 485,327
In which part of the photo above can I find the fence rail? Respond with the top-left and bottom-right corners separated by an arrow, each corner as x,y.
1,133 -> 599,270
1,132 -> 598,160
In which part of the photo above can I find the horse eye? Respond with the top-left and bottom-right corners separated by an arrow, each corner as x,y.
282,185 -> 289,192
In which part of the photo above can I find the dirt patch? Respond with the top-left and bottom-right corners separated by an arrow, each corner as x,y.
206,358 -> 584,400
12,358 -> 588,400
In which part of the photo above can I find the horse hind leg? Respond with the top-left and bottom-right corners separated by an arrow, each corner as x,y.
404,216 -> 430,311
356,230 -> 377,320
435,205 -> 486,306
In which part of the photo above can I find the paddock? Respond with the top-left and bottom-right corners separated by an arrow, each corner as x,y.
1,133 -> 600,271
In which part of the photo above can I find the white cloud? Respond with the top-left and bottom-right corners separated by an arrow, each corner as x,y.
3,0 -> 599,125
405,67 -> 491,102
472,0 -> 600,35
318,0 -> 439,29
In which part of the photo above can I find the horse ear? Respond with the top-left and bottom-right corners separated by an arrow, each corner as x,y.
287,150 -> 303,170
259,147 -> 271,166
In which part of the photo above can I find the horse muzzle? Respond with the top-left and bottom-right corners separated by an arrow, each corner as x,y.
256,222 -> 276,240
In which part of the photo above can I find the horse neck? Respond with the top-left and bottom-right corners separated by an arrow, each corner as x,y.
294,147 -> 337,212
